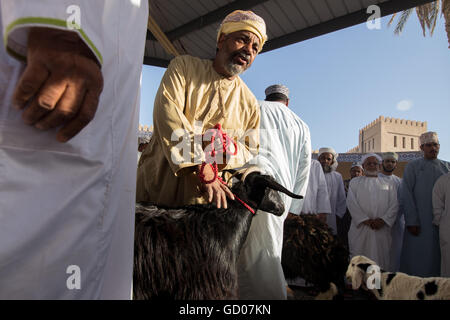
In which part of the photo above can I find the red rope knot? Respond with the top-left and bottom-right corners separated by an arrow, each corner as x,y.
204,123 -> 237,164
198,124 -> 255,214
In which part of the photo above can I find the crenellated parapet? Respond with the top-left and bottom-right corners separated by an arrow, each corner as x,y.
382,116 -> 426,127
359,116 -> 426,132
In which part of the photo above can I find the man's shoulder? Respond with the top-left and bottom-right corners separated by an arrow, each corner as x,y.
436,171 -> 450,185
168,55 -> 210,70
404,158 -> 423,171
438,158 -> 450,169
331,171 -> 343,178
259,100 -> 309,129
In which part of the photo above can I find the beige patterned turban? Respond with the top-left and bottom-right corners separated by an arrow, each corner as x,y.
217,10 -> 267,52
419,131 -> 439,145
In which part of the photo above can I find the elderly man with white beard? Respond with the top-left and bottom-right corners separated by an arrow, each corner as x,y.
317,147 -> 347,235
347,153 -> 399,270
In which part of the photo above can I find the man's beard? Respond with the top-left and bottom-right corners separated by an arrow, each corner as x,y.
365,170 -> 378,177
223,51 -> 250,76
382,164 -> 395,173
322,164 -> 332,173
224,62 -> 245,76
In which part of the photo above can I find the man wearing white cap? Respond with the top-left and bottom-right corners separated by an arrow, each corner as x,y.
432,171 -> 450,277
300,159 -> 331,222
137,10 -> 267,208
400,132 -> 450,277
378,152 -> 405,271
347,153 -> 399,270
340,162 -> 364,250
237,84 -> 311,299
318,147 -> 347,235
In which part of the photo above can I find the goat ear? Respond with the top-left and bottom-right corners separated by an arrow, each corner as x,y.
352,267 -> 365,290
258,188 -> 285,216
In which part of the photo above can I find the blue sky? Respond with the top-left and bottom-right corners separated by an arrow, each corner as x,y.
139,14 -> 450,161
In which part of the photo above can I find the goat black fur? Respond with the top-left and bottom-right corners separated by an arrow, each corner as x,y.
282,213 -> 349,296
133,172 -> 302,300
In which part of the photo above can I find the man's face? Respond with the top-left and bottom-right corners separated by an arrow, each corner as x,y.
363,157 -> 380,176
421,142 -> 440,160
382,159 -> 397,173
319,153 -> 334,173
350,166 -> 363,179
215,31 -> 260,77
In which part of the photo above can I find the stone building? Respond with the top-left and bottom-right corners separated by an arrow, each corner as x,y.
347,116 -> 427,154
314,116 -> 426,180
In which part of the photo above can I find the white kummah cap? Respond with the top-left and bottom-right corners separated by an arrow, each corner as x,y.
318,147 -> 338,159
361,153 -> 382,165
419,131 -> 439,146
217,10 -> 267,52
382,152 -> 398,161
351,161 -> 363,169
265,84 -> 289,98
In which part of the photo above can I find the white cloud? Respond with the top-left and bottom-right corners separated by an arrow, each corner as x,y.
396,100 -> 413,111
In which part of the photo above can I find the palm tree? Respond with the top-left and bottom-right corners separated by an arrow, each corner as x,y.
388,0 -> 450,48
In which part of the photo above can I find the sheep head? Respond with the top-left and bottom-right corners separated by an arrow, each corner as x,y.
346,255 -> 378,290
231,171 -> 303,216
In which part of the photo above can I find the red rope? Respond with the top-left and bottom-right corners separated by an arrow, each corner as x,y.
198,124 -> 255,214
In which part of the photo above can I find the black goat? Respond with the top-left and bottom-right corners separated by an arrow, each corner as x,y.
133,171 -> 302,300
282,213 -> 349,299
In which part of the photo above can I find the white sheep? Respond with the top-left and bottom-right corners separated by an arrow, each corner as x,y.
346,255 -> 450,300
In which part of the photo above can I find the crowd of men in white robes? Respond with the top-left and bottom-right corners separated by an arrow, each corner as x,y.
295,132 -> 450,278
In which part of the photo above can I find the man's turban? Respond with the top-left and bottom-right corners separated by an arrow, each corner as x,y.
351,161 -> 363,170
361,153 -> 382,165
318,147 -> 338,159
265,84 -> 289,98
217,10 -> 267,53
419,131 -> 439,146
382,152 -> 398,161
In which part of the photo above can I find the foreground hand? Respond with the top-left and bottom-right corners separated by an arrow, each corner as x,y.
407,226 -> 421,236
361,219 -> 373,228
198,164 -> 234,209
13,27 -> 103,142
371,218 -> 385,230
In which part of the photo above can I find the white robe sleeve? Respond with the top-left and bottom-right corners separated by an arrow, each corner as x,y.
432,176 -> 446,226
346,179 -> 370,226
380,181 -> 399,227
1,0 -> 105,65
288,122 -> 311,214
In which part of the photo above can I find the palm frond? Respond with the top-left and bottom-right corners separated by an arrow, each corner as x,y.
387,12 -> 398,27
442,0 -> 450,48
394,8 -> 414,35
415,1 -> 440,36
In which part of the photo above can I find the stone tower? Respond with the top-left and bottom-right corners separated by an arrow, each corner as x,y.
347,116 -> 427,153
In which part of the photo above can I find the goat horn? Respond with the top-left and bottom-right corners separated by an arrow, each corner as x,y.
258,176 -> 303,199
